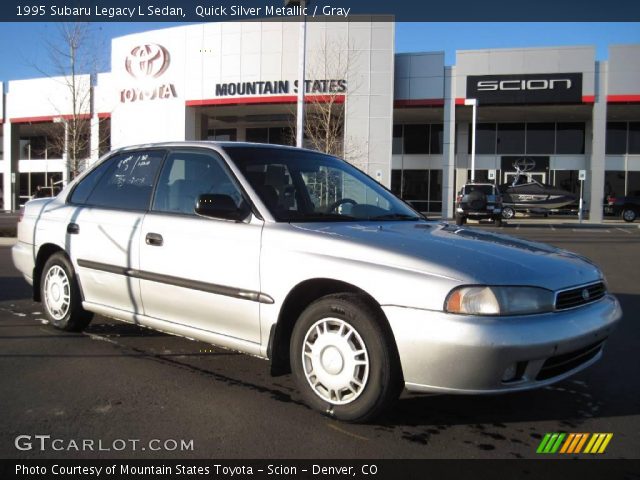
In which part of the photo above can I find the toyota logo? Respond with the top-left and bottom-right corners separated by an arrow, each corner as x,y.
513,157 -> 537,172
125,44 -> 170,79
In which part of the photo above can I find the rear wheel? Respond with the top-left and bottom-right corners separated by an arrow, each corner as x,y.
622,208 -> 637,223
40,253 -> 92,331
502,207 -> 515,219
290,294 -> 402,422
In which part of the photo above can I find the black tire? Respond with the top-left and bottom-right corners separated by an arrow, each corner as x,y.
622,208 -> 637,223
290,293 -> 403,423
40,252 -> 93,331
455,215 -> 465,226
502,207 -> 515,219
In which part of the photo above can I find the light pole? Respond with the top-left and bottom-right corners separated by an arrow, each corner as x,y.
286,0 -> 308,148
464,98 -> 477,182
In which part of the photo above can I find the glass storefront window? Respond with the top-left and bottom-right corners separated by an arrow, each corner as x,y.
556,123 -> 585,154
207,129 -> 237,141
604,171 -> 626,199
403,125 -> 429,154
430,124 -> 443,154
554,170 -> 580,195
471,123 -> 497,154
391,169 -> 402,196
246,128 -> 269,143
628,123 -> 640,155
606,122 -> 627,155
627,171 -> 640,196
392,125 -> 403,154
526,123 -> 555,154
497,123 -> 525,154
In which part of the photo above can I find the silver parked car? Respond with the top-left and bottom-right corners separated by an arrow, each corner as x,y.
12,142 -> 621,422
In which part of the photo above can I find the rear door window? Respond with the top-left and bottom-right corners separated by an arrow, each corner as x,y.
81,151 -> 165,211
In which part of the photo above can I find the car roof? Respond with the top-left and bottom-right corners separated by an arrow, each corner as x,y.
110,141 -> 319,155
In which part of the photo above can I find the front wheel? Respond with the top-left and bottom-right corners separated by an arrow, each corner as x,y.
290,294 -> 402,422
622,208 -> 637,223
41,253 -> 93,331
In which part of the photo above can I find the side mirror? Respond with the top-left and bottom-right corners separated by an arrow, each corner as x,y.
195,194 -> 249,221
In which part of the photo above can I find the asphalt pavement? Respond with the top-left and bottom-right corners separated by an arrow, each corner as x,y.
0,226 -> 638,459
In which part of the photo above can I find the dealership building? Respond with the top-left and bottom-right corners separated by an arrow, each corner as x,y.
1,20 -> 639,222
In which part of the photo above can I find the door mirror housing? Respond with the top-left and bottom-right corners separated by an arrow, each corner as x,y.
195,194 -> 249,221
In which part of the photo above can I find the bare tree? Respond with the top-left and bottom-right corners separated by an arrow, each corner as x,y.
283,40 -> 373,209
37,23 -> 105,180
291,39 -> 362,163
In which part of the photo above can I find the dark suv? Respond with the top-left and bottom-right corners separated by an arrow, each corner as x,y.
606,191 -> 640,222
455,183 -> 503,226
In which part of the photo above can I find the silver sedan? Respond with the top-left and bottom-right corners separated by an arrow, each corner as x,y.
12,142 -> 622,422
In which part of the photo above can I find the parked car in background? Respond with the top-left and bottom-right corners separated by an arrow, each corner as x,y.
12,142 -> 621,422
606,192 -> 640,222
455,183 -> 503,226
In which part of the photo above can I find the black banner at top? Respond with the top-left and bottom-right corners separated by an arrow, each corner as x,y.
467,73 -> 583,105
1,0 -> 640,22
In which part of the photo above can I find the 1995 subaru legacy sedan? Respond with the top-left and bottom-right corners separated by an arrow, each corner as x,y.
13,142 -> 622,421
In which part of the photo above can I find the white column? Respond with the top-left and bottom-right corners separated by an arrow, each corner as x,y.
2,121 -> 12,212
589,61 -> 608,223
442,66 -> 456,219
89,113 -> 100,165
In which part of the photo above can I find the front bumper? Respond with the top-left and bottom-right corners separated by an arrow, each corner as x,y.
382,294 -> 621,394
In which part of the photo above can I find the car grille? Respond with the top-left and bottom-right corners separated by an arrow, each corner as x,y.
555,282 -> 606,310
536,340 -> 605,381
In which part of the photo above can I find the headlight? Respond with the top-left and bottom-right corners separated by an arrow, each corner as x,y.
445,286 -> 554,316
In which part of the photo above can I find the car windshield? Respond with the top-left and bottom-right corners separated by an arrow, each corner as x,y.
224,146 -> 421,222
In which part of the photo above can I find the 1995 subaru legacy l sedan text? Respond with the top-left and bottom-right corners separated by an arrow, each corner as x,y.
12,142 -> 622,422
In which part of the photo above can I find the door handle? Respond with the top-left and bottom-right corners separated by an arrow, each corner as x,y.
145,232 -> 164,246
67,223 -> 79,235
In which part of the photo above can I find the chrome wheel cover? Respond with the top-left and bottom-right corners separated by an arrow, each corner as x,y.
302,318 -> 369,405
43,265 -> 71,321
502,207 -> 515,219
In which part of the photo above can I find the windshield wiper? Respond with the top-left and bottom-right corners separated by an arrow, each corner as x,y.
369,213 -> 420,221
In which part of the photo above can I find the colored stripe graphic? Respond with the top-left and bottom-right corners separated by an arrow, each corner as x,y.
538,433 -> 613,454
537,433 -> 565,453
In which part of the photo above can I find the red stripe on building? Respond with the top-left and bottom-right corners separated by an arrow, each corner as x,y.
455,98 -> 466,105
394,99 -> 445,107
582,95 -> 595,103
10,113 -> 92,124
186,95 -> 345,107
97,112 -> 111,119
608,94 -> 640,103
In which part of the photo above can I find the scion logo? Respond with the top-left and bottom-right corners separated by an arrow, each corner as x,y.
467,73 -> 582,105
125,44 -> 170,79
477,78 -> 572,91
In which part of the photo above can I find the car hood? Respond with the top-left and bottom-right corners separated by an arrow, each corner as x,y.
288,221 -> 602,291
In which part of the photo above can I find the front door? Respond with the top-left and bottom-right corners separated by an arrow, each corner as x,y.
138,148 -> 263,344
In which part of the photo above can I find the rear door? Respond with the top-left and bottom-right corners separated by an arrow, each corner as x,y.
67,150 -> 165,314
137,148 -> 263,344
